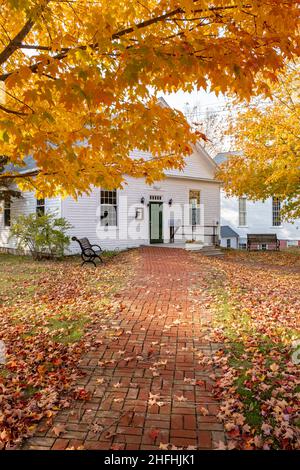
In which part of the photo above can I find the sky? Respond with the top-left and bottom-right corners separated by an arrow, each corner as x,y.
161,88 -> 231,153
161,88 -> 226,114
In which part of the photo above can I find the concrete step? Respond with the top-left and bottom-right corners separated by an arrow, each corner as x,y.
202,251 -> 225,257
199,246 -> 225,257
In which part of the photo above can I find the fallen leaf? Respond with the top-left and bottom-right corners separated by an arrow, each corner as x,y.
175,395 -> 187,402
149,429 -> 160,441
159,442 -> 169,450
199,407 -> 209,416
52,424 -> 65,437
214,440 -> 227,450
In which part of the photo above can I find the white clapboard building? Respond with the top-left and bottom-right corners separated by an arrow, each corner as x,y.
1,140 -> 220,254
215,152 -> 300,249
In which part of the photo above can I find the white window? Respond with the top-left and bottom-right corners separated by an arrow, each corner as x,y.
272,197 -> 281,226
238,198 -> 247,226
287,240 -> 298,247
36,198 -> 45,216
100,190 -> 117,226
239,243 -> 247,250
189,190 -> 200,225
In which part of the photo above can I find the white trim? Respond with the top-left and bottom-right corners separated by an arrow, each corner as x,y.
100,188 -> 118,228
195,142 -> 218,169
167,174 -> 220,184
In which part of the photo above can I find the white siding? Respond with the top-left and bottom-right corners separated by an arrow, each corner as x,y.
0,146 -> 220,253
220,237 -> 238,249
165,146 -> 217,180
0,193 -> 61,250
130,145 -> 217,181
63,177 -> 220,253
221,191 -> 300,247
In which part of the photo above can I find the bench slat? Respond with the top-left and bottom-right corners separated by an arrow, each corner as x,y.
247,234 -> 278,242
247,233 -> 280,251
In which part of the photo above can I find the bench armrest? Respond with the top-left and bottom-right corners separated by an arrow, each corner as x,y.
82,247 -> 96,256
91,244 -> 102,252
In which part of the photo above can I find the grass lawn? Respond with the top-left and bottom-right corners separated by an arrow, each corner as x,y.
0,251 -> 132,449
202,249 -> 300,450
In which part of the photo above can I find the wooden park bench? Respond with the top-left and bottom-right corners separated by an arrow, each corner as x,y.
72,236 -> 103,266
247,234 -> 280,251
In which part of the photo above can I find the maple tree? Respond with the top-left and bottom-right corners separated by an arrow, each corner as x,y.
217,64 -> 300,219
0,1 -> 299,197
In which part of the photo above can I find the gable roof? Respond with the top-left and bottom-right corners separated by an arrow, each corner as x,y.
2,156 -> 37,175
157,96 -> 170,108
214,151 -> 241,165
195,142 -> 218,170
220,225 -> 239,238
2,100 -> 218,181
158,96 -> 218,171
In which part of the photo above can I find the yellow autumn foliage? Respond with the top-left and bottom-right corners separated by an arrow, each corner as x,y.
0,1 -> 299,197
218,64 -> 300,219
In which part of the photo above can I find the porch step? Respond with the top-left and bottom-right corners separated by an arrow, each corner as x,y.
199,246 -> 225,257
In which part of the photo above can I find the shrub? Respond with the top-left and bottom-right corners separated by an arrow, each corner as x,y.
9,213 -> 72,260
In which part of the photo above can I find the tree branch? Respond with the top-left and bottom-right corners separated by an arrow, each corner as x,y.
0,3 -> 252,82
0,170 -> 39,179
0,103 -> 28,116
0,0 -> 51,66
13,43 -> 55,51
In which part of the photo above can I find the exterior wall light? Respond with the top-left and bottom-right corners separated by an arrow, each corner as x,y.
141,197 -> 145,204
168,199 -> 173,206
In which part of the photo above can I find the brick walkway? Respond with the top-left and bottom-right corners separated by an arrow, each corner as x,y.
24,247 -> 225,450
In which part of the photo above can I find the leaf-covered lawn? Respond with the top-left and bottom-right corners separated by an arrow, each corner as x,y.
203,250 -> 300,450
1,249 -> 299,451
0,252 -> 132,449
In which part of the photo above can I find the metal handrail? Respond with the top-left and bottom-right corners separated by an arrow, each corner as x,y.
170,224 -> 219,246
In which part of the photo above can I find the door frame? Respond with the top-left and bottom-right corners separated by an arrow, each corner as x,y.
149,202 -> 163,244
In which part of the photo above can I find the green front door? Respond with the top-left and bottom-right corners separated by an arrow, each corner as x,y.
149,202 -> 163,244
